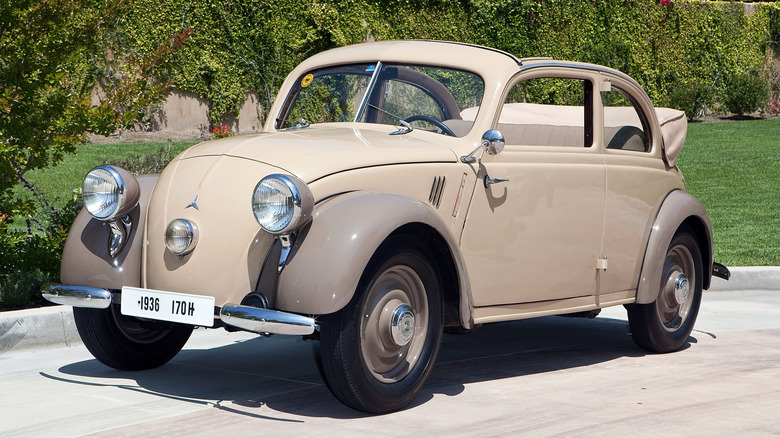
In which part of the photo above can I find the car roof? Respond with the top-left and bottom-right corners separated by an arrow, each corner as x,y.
291,40 -> 522,79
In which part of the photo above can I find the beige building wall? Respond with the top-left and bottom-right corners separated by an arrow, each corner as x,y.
92,87 -> 264,137
151,89 -> 264,135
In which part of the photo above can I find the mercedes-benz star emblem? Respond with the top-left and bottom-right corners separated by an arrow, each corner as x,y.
186,194 -> 199,210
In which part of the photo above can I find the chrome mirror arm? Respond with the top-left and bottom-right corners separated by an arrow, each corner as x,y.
461,129 -> 506,163
460,141 -> 488,163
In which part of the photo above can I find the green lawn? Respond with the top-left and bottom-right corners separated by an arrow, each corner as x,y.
19,140 -> 197,209
19,119 -> 780,267
678,118 -> 780,266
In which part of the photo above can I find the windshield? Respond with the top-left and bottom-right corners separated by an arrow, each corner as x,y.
276,63 -> 484,137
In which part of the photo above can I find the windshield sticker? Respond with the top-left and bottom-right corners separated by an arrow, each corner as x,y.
301,74 -> 313,88
366,65 -> 375,72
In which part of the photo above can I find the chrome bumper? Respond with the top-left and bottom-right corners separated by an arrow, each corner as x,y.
41,284 -> 315,336
220,304 -> 315,336
41,284 -> 112,309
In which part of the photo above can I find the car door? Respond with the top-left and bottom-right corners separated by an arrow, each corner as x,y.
598,77 -> 686,300
460,73 -> 606,307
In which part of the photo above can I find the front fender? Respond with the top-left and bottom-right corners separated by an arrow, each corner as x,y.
60,175 -> 157,289
636,189 -> 713,304
276,192 -> 469,316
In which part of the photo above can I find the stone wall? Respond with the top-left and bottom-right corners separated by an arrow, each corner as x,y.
92,87 -> 265,137
149,89 -> 264,135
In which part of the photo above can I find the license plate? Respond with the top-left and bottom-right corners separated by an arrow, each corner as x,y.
121,287 -> 215,327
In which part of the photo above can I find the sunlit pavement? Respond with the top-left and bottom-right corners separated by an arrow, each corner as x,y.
1,289 -> 779,437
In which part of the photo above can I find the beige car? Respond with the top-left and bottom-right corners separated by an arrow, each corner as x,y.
43,40 -> 730,414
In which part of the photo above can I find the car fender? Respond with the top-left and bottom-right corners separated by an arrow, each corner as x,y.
636,189 -> 713,304
60,175 -> 157,289
276,192 -> 472,319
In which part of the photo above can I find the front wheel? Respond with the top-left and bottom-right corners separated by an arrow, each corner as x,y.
319,237 -> 443,414
74,305 -> 193,370
627,226 -> 703,353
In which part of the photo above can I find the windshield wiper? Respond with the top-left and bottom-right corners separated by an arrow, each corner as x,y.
284,118 -> 310,131
365,104 -> 413,135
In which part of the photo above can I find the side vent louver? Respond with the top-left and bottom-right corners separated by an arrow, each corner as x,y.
428,176 -> 446,208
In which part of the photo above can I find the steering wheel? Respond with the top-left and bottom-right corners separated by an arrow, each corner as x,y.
404,115 -> 456,137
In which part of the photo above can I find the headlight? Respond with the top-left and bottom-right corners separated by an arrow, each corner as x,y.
165,219 -> 198,255
82,165 -> 140,221
252,174 -> 313,234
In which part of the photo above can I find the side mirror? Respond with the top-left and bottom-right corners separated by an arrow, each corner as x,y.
461,129 -> 505,163
482,129 -> 505,156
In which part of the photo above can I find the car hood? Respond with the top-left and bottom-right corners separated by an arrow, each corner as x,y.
177,123 -> 459,183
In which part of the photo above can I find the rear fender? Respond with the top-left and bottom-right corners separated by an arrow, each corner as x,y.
60,175 -> 157,289
636,190 -> 713,304
276,192 -> 472,323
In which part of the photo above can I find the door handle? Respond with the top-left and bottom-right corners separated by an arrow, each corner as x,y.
484,175 -> 509,188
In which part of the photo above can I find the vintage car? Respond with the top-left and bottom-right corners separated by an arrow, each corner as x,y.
43,40 -> 729,414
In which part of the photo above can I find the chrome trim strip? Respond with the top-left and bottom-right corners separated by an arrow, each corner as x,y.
41,284 -> 112,309
220,304 -> 315,336
354,61 -> 383,123
414,39 -> 523,65
518,61 -> 644,91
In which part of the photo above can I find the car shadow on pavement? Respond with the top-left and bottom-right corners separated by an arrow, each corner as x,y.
46,315 -> 696,419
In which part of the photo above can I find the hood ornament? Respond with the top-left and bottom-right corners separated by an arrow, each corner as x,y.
186,194 -> 200,210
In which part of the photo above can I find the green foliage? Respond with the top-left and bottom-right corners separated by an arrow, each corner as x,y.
669,81 -> 713,120
111,1 -> 780,124
0,181 -> 79,310
0,0 -> 190,211
723,69 -> 769,115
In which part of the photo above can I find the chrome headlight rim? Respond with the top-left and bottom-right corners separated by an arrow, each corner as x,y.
164,218 -> 199,256
252,174 -> 313,235
82,165 -> 126,221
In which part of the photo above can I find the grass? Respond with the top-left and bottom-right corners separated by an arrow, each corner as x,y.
18,140 -> 198,210
18,120 -> 780,267
678,118 -> 780,266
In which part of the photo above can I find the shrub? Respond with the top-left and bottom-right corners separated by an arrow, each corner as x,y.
669,81 -> 713,120
723,69 -> 769,115
101,145 -> 178,174
0,181 -> 79,311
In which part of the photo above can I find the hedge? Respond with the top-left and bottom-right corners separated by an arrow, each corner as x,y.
115,0 -> 780,123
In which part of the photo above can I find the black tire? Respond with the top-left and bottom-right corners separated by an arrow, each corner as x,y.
319,237 -> 443,414
627,226 -> 703,353
74,305 -> 193,370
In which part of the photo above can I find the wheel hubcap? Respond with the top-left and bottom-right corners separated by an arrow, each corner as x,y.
657,243 -> 696,332
673,274 -> 690,305
390,304 -> 415,346
360,264 -> 428,383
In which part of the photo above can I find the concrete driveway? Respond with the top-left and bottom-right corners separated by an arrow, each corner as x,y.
1,289 -> 779,437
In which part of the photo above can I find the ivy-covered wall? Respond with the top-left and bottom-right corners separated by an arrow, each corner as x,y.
118,0 -> 780,123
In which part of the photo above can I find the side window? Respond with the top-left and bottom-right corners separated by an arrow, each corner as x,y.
602,86 -> 650,152
500,77 -> 594,147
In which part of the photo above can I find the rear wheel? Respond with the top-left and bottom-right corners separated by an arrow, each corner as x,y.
627,226 -> 703,353
74,304 -> 193,370
320,237 -> 443,414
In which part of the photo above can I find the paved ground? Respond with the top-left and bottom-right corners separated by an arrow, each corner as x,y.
1,289 -> 779,437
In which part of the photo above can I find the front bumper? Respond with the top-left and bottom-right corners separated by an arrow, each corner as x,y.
41,284 -> 315,336
42,284 -> 112,309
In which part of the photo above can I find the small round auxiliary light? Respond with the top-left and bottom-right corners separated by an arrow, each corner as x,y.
165,219 -> 199,256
